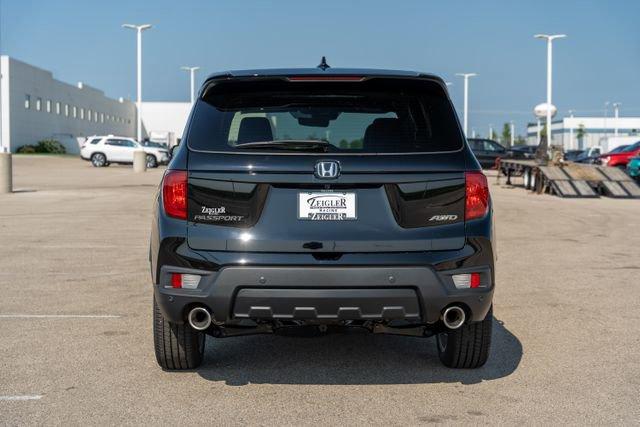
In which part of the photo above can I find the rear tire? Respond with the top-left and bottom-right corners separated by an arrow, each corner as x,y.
153,297 -> 205,370
91,152 -> 107,167
146,154 -> 158,169
436,306 -> 492,369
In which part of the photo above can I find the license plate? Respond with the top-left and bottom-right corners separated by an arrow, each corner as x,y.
298,192 -> 357,221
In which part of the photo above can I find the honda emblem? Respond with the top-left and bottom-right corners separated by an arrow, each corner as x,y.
314,160 -> 340,179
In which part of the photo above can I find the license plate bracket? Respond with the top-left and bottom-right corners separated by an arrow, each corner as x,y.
298,192 -> 357,221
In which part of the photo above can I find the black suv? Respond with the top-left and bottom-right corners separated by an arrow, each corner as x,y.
150,66 -> 495,370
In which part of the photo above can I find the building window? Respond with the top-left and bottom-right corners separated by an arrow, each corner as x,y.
100,113 -> 104,123
94,111 -> 98,122
64,104 -> 69,117
56,102 -> 61,115
46,100 -> 51,113
73,106 -> 77,118
25,95 -> 31,109
86,109 -> 91,121
36,98 -> 42,111
80,108 -> 84,120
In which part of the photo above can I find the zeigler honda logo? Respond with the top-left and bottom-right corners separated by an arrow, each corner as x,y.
314,160 -> 340,179
298,192 -> 357,221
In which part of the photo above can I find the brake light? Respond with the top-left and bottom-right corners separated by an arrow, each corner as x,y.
287,76 -> 365,82
465,171 -> 489,221
162,170 -> 188,220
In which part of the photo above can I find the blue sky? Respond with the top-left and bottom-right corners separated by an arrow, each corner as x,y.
1,0 -> 639,136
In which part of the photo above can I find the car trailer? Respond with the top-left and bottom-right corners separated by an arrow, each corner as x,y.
499,158 -> 640,199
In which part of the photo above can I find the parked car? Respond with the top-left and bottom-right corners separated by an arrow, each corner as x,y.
506,144 -> 537,159
563,149 -> 584,162
468,138 -> 507,168
80,135 -> 169,168
600,141 -> 640,169
151,66 -> 495,370
627,156 -> 640,181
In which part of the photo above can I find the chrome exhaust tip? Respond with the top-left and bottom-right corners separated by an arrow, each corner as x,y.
442,306 -> 466,330
188,307 -> 212,331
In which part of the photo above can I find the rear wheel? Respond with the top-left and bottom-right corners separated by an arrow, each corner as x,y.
153,297 -> 205,370
91,153 -> 107,167
146,154 -> 158,169
436,306 -> 492,369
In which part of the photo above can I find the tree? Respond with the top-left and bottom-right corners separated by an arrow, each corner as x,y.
501,123 -> 511,146
515,135 -> 526,146
576,124 -> 586,142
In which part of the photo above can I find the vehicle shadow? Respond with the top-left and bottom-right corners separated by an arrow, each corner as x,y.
196,316 -> 522,386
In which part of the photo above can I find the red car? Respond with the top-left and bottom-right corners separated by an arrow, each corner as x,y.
601,141 -> 640,169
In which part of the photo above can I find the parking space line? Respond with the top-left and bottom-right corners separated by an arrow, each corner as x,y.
0,314 -> 120,319
0,395 -> 43,401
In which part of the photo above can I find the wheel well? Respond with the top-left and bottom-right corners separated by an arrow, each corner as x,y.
91,152 -> 106,160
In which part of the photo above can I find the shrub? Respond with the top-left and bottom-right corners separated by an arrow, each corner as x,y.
17,145 -> 37,154
36,139 -> 66,154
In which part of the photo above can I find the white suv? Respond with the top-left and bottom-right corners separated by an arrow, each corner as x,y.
80,135 -> 169,168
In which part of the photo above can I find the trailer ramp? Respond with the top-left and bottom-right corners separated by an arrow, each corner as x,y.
538,166 -> 598,198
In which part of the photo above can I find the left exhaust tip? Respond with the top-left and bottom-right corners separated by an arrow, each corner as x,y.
187,307 -> 212,331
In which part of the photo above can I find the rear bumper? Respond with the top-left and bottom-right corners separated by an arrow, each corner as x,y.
154,264 -> 494,325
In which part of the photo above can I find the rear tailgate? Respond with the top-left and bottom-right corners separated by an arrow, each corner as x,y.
186,152 -> 466,253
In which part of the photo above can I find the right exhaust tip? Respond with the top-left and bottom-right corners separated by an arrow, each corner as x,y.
442,306 -> 466,330
188,307 -> 212,331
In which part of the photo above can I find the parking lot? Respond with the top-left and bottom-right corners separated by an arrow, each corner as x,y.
1,155 -> 638,424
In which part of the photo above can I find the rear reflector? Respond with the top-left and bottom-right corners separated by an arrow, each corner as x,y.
162,170 -> 188,220
465,171 -> 490,221
452,272 -> 483,289
170,273 -> 201,289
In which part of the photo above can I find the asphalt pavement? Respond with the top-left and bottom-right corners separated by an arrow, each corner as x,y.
0,155 -> 638,424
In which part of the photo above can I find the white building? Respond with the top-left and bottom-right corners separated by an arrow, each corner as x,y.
0,56 -> 192,154
0,56 -> 136,154
139,101 -> 191,147
527,116 -> 640,152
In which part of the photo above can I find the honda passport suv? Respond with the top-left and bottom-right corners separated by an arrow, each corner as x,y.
150,64 -> 495,370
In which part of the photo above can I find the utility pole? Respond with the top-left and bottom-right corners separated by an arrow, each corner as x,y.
122,24 -> 152,142
180,66 -> 200,104
489,124 -> 493,140
455,73 -> 477,136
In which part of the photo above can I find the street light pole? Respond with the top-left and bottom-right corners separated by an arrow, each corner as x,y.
122,23 -> 152,142
180,66 -> 200,104
613,102 -> 621,137
534,34 -> 566,150
568,110 -> 574,150
455,73 -> 477,136
603,101 -> 610,144
510,120 -> 515,147
489,124 -> 493,140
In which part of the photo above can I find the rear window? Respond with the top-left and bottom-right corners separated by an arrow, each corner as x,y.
187,78 -> 463,154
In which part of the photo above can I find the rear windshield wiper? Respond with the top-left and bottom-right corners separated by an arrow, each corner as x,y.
234,140 -> 333,152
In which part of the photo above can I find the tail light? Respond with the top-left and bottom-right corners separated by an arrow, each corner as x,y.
465,171 -> 489,221
170,273 -> 200,289
162,170 -> 188,219
452,272 -> 483,289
